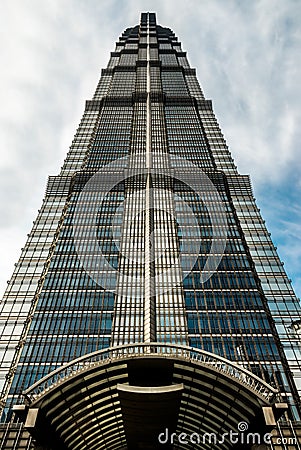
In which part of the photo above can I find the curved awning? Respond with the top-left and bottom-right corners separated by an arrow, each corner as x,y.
15,343 -> 285,450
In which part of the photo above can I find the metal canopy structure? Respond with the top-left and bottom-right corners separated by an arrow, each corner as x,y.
14,343 -> 286,450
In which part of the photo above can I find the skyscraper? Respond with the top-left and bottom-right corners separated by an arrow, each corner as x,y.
0,10 -> 300,449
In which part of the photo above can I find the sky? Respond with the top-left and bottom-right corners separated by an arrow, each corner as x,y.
0,0 -> 300,299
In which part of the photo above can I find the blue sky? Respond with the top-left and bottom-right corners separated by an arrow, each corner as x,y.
0,0 -> 300,298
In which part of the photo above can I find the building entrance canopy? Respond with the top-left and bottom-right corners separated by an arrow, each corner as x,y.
14,343 -> 286,450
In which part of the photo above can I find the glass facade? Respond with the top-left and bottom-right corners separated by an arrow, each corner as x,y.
0,11 -> 300,450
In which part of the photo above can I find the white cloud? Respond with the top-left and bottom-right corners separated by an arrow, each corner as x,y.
0,0 -> 300,296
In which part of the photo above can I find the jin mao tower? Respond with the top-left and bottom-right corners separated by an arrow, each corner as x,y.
0,12 -> 301,450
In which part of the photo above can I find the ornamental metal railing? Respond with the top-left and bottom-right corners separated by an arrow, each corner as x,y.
23,342 -> 278,403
